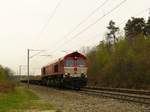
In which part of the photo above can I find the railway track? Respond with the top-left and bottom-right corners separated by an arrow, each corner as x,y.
22,82 -> 150,105
80,87 -> 150,105
85,86 -> 150,95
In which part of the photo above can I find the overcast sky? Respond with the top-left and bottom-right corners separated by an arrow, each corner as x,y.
0,0 -> 149,75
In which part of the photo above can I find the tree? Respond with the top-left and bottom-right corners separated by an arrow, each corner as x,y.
144,17 -> 150,37
124,17 -> 146,41
0,66 -> 14,81
106,20 -> 119,44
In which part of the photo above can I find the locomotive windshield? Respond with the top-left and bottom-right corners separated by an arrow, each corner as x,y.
65,58 -> 86,67
65,59 -> 74,67
77,59 -> 85,67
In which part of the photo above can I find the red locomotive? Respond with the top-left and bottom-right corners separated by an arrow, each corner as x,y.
41,51 -> 88,89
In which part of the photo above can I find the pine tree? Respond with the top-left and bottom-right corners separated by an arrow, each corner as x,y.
144,17 -> 150,37
106,20 -> 119,44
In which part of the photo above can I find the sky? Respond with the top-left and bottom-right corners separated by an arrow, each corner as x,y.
0,0 -> 149,75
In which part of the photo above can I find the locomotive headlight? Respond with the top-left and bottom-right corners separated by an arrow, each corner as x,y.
67,73 -> 70,76
65,73 -> 70,77
64,73 -> 70,77
81,73 -> 87,78
81,73 -> 85,78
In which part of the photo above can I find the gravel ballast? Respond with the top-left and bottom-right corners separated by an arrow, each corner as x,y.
28,85 -> 150,112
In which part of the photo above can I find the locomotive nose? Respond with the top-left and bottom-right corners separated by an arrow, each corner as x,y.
74,67 -> 77,71
74,67 -> 77,74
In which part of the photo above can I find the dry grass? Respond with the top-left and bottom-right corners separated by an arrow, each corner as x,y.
0,81 -> 15,92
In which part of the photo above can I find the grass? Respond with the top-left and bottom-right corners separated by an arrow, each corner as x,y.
0,86 -> 54,112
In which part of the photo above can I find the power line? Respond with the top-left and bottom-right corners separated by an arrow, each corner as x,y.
30,0 -> 109,57
49,0 -> 127,54
30,50 -> 47,59
32,0 -> 63,48
48,0 -> 109,50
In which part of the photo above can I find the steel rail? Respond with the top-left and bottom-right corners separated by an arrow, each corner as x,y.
80,88 -> 150,105
85,86 -> 150,95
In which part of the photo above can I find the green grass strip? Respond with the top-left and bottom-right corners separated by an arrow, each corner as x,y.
0,87 -> 54,112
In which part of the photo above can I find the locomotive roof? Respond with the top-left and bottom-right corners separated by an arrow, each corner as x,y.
64,51 -> 86,59
42,51 -> 86,68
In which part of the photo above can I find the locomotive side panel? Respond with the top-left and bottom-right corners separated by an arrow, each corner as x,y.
59,60 -> 64,74
41,60 -> 64,78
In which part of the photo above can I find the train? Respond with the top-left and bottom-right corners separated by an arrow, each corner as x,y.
24,51 -> 88,89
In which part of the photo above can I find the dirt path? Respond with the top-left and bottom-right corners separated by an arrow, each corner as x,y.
27,84 -> 149,112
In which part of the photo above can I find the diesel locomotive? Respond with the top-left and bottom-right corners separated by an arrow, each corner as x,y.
41,51 -> 88,89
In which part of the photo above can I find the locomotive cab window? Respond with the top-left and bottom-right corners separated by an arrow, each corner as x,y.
65,59 -> 74,67
77,59 -> 85,67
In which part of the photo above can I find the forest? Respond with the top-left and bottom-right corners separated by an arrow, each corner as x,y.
87,17 -> 150,89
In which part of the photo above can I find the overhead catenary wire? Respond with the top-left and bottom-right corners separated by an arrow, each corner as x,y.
30,50 -> 46,59
29,0 -> 63,60
52,0 -> 109,44
32,0 -> 63,48
30,0 -> 110,57
48,0 -> 127,54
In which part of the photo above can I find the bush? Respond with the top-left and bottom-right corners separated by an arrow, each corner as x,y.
0,65 -> 15,92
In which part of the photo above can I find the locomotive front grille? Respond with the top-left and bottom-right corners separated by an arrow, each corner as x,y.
64,67 -> 74,74
64,67 -> 87,77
